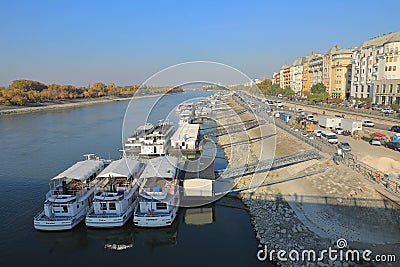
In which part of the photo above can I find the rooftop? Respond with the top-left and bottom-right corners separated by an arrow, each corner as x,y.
171,123 -> 200,142
97,158 -> 142,179
141,156 -> 179,179
360,32 -> 400,48
51,160 -> 104,182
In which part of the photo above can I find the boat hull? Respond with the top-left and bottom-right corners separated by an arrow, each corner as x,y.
85,205 -> 134,228
33,214 -> 84,231
133,206 -> 178,228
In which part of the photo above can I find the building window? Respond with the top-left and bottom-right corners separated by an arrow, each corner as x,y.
390,84 -> 393,93
386,57 -> 389,62
394,57 -> 398,62
369,60 -> 372,65
383,84 -> 386,93
394,66 -> 397,71
385,66 -> 388,71
376,59 -> 379,64
390,57 -> 393,62
397,84 -> 400,93
156,202 -> 168,210
389,66 -> 392,71
376,85 -> 379,93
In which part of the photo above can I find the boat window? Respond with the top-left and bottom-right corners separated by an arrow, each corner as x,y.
62,206 -> 68,213
109,203 -> 116,210
101,203 -> 107,210
156,202 -> 167,210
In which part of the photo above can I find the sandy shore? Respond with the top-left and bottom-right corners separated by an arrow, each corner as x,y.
216,98 -> 400,267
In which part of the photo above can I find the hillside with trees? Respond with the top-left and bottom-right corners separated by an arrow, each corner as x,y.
0,80 -> 183,106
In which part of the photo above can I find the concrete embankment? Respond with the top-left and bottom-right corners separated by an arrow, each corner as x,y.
216,98 -> 400,267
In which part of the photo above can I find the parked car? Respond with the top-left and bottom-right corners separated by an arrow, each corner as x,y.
384,142 -> 400,151
332,127 -> 344,135
390,126 -> 400,133
382,108 -> 394,114
369,138 -> 382,146
314,130 -> 322,137
362,120 -> 375,127
338,142 -> 351,151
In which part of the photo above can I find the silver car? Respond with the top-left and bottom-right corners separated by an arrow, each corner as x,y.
370,138 -> 382,146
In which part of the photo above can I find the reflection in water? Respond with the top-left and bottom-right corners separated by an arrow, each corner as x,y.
134,211 -> 180,248
86,225 -> 135,251
184,206 -> 215,225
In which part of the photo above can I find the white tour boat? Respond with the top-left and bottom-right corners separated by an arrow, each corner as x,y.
133,156 -> 180,228
85,157 -> 145,228
124,123 -> 155,155
34,154 -> 106,231
139,120 -> 175,156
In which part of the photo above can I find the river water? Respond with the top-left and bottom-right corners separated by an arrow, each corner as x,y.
0,90 -> 272,267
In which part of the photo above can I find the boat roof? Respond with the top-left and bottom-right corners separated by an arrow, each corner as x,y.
51,160 -> 104,182
136,123 -> 154,132
181,157 -> 215,180
141,156 -> 179,179
171,123 -> 200,142
97,158 -> 141,178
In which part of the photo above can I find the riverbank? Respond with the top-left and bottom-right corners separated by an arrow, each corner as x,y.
0,92 -> 179,116
216,98 -> 400,267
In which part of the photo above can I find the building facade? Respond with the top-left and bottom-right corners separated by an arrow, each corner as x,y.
330,48 -> 353,99
309,52 -> 323,86
302,57 -> 311,96
374,38 -> 400,105
272,72 -> 280,84
290,57 -> 304,94
350,32 -> 400,101
279,64 -> 291,89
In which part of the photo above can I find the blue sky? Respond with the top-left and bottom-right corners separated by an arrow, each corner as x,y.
1,0 -> 399,86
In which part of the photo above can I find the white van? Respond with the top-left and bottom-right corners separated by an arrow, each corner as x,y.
321,131 -> 338,144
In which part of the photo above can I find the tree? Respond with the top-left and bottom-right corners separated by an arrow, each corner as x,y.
308,92 -> 330,102
311,83 -> 326,94
282,87 -> 295,97
9,80 -> 48,91
391,103 -> 399,111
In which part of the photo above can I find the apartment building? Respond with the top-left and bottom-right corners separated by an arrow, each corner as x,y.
309,52 -> 323,86
290,57 -> 304,94
350,32 -> 400,101
330,48 -> 353,99
302,57 -> 311,96
374,37 -> 400,105
279,64 -> 291,89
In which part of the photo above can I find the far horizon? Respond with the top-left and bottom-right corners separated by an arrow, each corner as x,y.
1,0 -> 400,87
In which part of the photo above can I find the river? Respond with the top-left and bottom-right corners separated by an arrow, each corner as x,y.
0,90 -> 272,267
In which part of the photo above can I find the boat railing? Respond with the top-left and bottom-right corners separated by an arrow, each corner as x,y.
34,210 -> 74,221
86,206 -> 123,218
95,182 -> 136,198
47,178 -> 103,199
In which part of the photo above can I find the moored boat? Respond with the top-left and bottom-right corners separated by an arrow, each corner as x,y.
34,154 -> 106,231
85,157 -> 145,228
133,156 -> 180,228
